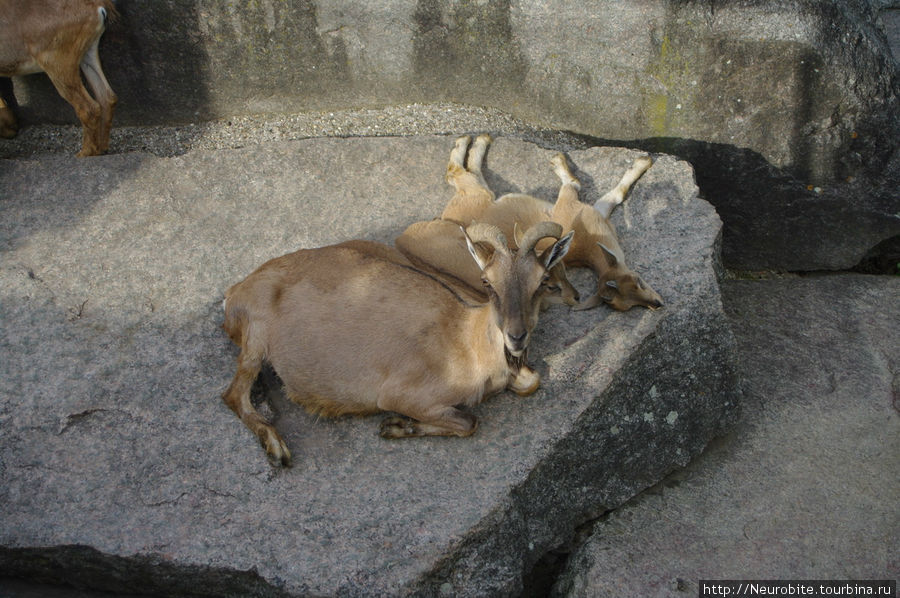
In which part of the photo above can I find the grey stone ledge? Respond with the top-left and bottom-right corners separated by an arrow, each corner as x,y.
0,137 -> 739,596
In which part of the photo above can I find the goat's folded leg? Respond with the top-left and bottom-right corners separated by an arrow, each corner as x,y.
222,351 -> 292,466
379,405 -> 478,439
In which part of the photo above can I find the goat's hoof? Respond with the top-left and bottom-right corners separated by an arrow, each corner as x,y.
573,294 -> 603,311
380,416 -> 417,439
509,365 -> 540,396
260,428 -> 292,467
634,154 -> 654,170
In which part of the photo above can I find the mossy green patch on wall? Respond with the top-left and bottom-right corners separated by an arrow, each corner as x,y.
647,93 -> 669,135
641,28 -> 700,138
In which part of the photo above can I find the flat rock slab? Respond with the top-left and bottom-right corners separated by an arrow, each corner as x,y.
0,137 -> 739,597
553,275 -> 900,597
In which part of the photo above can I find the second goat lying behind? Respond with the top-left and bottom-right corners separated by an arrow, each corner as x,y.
398,134 -> 663,312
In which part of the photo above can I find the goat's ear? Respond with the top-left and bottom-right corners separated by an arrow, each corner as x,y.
463,227 -> 491,271
598,243 -> 618,267
543,230 -> 574,270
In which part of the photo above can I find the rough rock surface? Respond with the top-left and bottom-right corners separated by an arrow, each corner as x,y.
551,275 -> 900,597
5,1 -> 898,271
0,137 -> 737,596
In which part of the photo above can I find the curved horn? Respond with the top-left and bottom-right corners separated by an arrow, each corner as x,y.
465,223 -> 510,255
519,221 -> 564,253
512,221 -> 524,249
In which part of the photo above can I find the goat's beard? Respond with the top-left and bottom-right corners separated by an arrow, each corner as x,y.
505,347 -> 527,370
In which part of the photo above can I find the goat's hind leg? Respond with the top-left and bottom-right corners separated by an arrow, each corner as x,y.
551,152 -> 581,205
40,56 -> 104,156
440,134 -> 496,222
551,153 -> 580,189
592,155 -> 653,219
80,38 -> 117,154
465,133 -> 493,191
445,134 -> 471,181
37,10 -> 110,157
222,343 -> 292,466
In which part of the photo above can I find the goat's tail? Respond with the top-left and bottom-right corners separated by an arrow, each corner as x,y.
221,296 -> 248,346
99,0 -> 120,25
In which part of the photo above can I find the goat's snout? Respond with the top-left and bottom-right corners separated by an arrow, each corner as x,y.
506,330 -> 528,355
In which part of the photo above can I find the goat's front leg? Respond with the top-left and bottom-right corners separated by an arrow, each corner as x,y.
508,364 -> 540,396
222,350 -> 292,466
379,405 -> 478,439
440,134 -> 496,223
0,95 -> 16,138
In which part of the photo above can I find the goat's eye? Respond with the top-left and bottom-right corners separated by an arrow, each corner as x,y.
481,277 -> 491,287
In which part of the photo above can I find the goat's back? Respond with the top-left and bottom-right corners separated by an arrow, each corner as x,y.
395,220 -> 487,301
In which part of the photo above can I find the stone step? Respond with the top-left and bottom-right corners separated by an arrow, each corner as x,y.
0,136 -> 738,596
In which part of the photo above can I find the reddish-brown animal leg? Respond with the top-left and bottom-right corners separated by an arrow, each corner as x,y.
0,97 -> 17,138
222,344 -> 292,467
0,0 -> 117,156
379,407 -> 478,439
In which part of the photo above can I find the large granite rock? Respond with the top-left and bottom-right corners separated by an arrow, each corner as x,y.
551,275 -> 900,597
5,1 -> 898,271
0,137 -> 737,596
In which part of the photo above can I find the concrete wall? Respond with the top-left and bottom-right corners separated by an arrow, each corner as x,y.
7,0 -> 899,270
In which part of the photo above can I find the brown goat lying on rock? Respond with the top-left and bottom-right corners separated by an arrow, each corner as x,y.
222,226 -> 572,466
